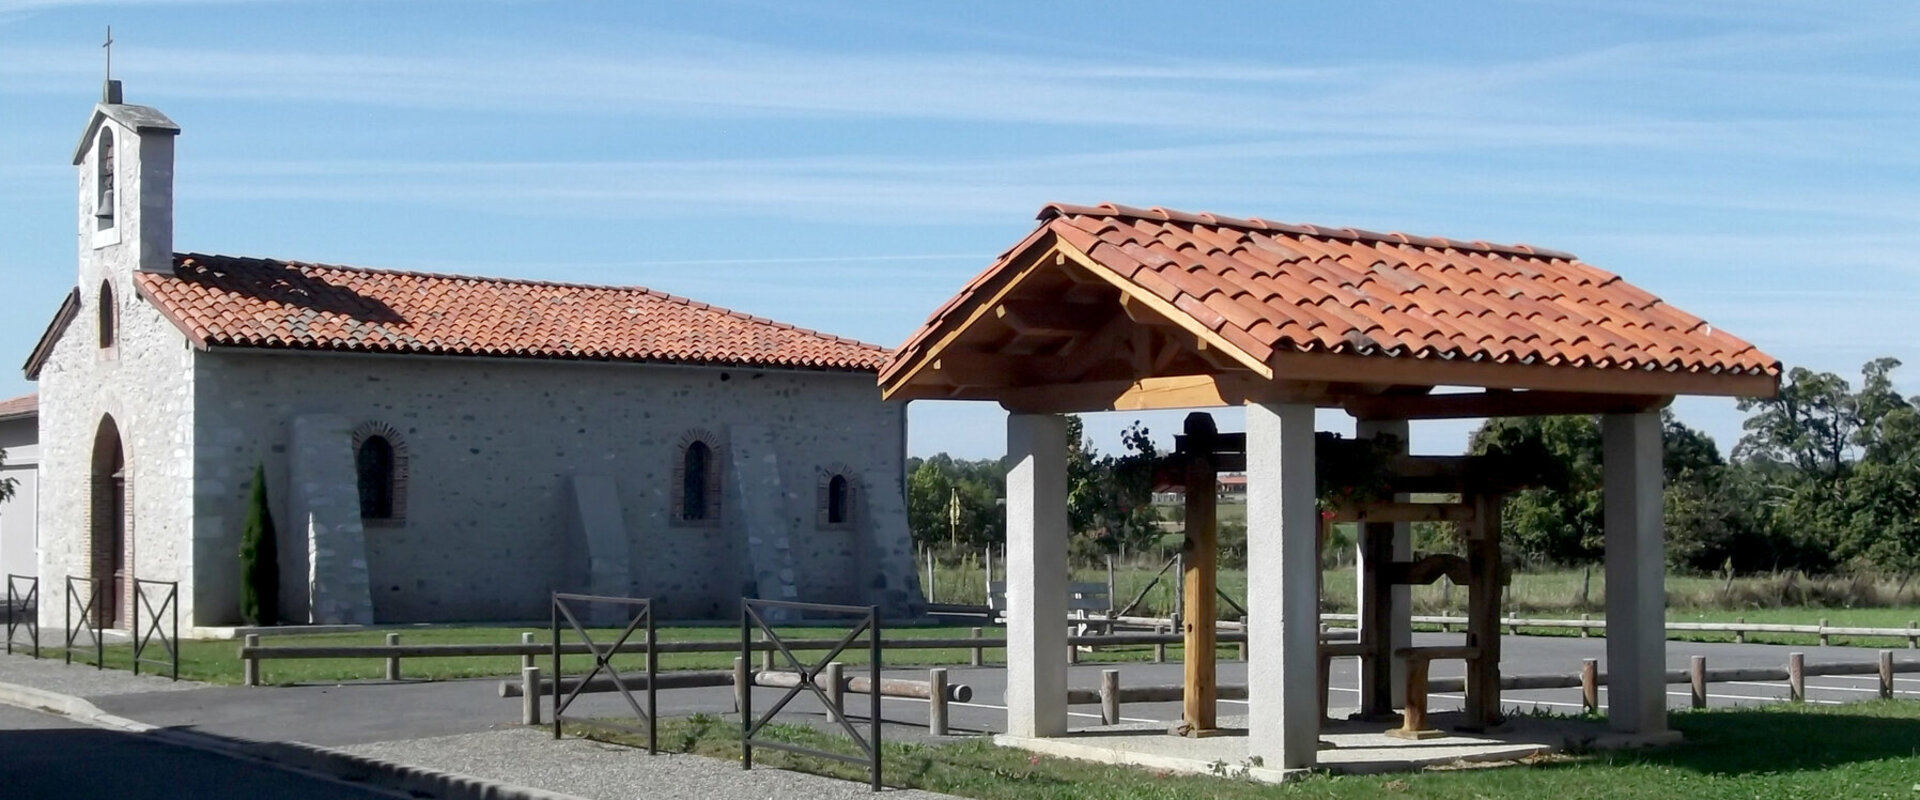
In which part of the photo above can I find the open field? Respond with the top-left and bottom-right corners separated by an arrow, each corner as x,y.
589,700 -> 1920,799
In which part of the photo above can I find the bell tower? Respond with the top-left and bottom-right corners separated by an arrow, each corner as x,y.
73,77 -> 179,278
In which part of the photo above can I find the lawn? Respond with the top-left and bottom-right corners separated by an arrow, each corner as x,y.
32,624 -> 1242,686
583,700 -> 1920,799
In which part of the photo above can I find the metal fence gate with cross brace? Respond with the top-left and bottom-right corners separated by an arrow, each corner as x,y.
739,598 -> 883,792
550,592 -> 658,753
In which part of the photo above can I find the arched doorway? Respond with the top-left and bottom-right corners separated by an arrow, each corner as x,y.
90,415 -> 127,629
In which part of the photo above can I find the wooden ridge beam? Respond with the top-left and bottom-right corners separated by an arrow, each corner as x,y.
998,373 -> 1328,414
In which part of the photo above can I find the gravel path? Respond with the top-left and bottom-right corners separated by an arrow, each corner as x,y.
0,651 -> 206,697
341,728 -> 959,800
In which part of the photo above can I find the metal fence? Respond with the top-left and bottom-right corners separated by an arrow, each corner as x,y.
4,574 -> 36,658
131,579 -> 179,680
740,598 -> 882,792
64,576 -> 104,668
550,592 -> 657,753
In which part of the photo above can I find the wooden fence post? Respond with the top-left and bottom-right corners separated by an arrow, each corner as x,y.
1907,621 -> 1916,649
1579,613 -> 1591,638
1507,611 -> 1518,636
1237,616 -> 1248,661
385,633 -> 401,681
1689,656 -> 1706,710
969,627 -> 984,667
1818,618 -> 1830,647
760,629 -> 774,672
1581,659 -> 1599,714
1880,650 -> 1895,700
929,668 -> 949,736
1788,652 -> 1805,702
1734,617 -> 1746,644
1100,669 -> 1120,725
1153,624 -> 1167,664
242,634 -> 260,687
733,656 -> 748,713
825,662 -> 845,716
521,632 -> 536,672
522,666 -> 542,725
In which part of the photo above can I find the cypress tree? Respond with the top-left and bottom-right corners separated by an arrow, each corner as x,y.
239,463 -> 280,626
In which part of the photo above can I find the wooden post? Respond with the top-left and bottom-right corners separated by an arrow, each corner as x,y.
1908,621 -> 1917,649
1735,617 -> 1746,644
983,547 -> 993,602
1100,669 -> 1120,725
1581,658 -> 1599,714
521,632 -> 536,672
969,627 -> 984,667
1507,611 -> 1518,636
242,634 -> 260,687
760,629 -> 774,672
1788,652 -> 1805,702
1153,624 -> 1167,663
1106,555 -> 1116,615
929,668 -> 949,735
733,656 -> 748,714
825,662 -> 845,716
1880,650 -> 1894,700
1237,616 -> 1248,661
1463,493 -> 1504,731
1579,613 -> 1591,638
1068,640 -> 1079,664
1179,412 -> 1219,735
385,633 -> 401,681
522,666 -> 542,725
1818,618 -> 1829,647
1689,656 -> 1706,709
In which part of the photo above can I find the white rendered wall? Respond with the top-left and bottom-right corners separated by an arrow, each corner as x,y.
0,416 -> 39,583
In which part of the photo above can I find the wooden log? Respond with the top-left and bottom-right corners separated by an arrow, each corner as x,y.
969,627 -> 984,667
385,633 -> 401,681
1789,653 -> 1805,702
751,670 -> 974,703
521,667 -> 542,725
1581,659 -> 1599,714
1690,656 -> 1706,710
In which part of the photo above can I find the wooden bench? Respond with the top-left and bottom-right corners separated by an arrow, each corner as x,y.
987,581 -> 1113,634
1388,645 -> 1480,739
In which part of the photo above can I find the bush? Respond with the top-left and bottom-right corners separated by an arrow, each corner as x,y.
239,463 -> 280,626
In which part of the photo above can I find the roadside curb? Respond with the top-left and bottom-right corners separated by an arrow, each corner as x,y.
0,679 -> 591,800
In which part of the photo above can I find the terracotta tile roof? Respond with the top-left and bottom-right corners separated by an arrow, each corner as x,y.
133,254 -> 888,372
0,393 -> 35,420
882,203 -> 1777,384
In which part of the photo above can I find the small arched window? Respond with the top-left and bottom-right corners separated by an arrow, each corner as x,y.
97,281 -> 115,349
357,436 -> 395,519
96,129 -> 116,230
817,465 -> 857,530
671,432 -> 722,527
351,421 -> 410,524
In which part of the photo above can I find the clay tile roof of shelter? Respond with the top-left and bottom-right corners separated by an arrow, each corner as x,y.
0,393 -> 35,420
882,203 -> 1778,387
132,254 -> 889,372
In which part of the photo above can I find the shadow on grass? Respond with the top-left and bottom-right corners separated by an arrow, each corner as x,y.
1567,702 -> 1920,777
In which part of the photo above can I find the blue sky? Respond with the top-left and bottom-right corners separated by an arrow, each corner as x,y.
2,1 -> 1916,460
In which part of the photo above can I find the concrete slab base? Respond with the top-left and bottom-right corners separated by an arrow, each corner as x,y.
995,710 -> 1683,784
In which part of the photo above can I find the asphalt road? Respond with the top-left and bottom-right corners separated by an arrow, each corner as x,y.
84,632 -> 1920,748
0,704 -> 396,800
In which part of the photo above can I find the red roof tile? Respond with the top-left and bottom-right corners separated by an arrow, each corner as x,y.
881,203 -> 1778,385
0,393 -> 35,420
134,254 -> 888,372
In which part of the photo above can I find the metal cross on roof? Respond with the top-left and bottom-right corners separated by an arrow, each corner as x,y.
103,26 -> 113,84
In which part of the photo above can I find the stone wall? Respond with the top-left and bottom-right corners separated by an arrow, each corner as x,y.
191,350 -> 923,622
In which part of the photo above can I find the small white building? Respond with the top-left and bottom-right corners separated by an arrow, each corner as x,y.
0,394 -> 37,588
24,82 -> 924,630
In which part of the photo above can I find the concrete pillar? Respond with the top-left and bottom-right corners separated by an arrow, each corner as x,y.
1603,411 -> 1666,735
1005,413 -> 1069,739
1245,402 -> 1319,769
1354,418 -> 1411,715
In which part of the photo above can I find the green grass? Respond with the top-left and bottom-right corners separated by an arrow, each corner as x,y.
582,701 -> 1920,799
34,624 -> 1245,686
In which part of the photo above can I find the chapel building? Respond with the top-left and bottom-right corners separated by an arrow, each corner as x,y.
23,82 -> 924,629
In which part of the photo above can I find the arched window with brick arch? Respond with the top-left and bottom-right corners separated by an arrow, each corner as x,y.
352,421 -> 409,524
672,431 -> 722,526
817,464 -> 857,530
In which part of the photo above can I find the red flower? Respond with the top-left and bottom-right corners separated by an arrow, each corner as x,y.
1320,510 -> 1336,521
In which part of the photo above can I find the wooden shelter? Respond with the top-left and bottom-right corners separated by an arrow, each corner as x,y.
880,203 -> 1779,771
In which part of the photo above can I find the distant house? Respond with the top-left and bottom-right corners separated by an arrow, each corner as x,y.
1216,473 -> 1247,498
0,394 -> 36,585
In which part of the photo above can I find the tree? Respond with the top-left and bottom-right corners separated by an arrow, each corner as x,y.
239,463 -> 280,626
0,448 -> 14,505
1064,417 -> 1160,555
904,454 -> 1006,550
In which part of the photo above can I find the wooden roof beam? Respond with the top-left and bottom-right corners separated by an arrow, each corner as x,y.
994,299 -> 1111,339
998,373 -> 1329,414
1344,389 -> 1673,421
1269,350 -> 1774,399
